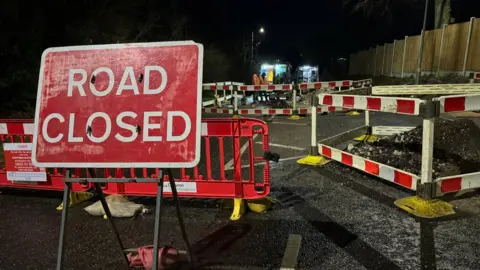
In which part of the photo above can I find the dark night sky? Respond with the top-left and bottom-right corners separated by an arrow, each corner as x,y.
186,0 -> 480,67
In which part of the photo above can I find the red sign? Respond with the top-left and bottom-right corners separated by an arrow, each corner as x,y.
32,41 -> 204,168
4,143 -> 47,182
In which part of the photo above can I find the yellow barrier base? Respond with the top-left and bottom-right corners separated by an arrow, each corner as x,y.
230,198 -> 246,221
232,115 -> 241,119
247,197 -> 275,213
288,115 -> 301,120
353,134 -> 377,142
297,155 -> 331,166
394,196 -> 455,219
56,191 -> 94,210
346,111 -> 361,116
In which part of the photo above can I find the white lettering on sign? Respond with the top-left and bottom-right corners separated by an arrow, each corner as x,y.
41,111 -> 191,143
67,66 -> 167,97
43,113 -> 64,143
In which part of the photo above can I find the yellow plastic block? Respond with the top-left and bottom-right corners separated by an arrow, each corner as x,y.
353,134 -> 377,142
230,198 -> 246,221
56,191 -> 94,210
346,111 -> 361,116
297,155 -> 331,166
288,115 -> 301,120
394,196 -> 455,219
232,115 -> 241,119
247,197 -> 275,213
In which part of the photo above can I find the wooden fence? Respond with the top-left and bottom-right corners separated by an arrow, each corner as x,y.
349,17 -> 480,77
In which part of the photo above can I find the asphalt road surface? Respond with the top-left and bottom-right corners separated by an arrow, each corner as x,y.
1,111 -> 480,269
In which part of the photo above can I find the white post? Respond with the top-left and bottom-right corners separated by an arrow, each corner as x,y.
310,98 -> 317,155
401,36 -> 408,78
374,46 -> 378,76
437,24 -> 447,76
463,17 -> 475,77
365,110 -> 370,127
421,118 -> 434,185
233,90 -> 239,115
292,89 -> 297,111
391,40 -> 396,77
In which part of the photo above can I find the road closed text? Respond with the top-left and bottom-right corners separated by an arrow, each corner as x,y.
40,65 -> 192,144
41,111 -> 191,143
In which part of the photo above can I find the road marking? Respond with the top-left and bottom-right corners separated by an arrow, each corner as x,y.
225,155 -> 306,171
280,234 -> 302,270
224,134 -> 259,170
256,142 -> 306,151
270,122 -> 308,126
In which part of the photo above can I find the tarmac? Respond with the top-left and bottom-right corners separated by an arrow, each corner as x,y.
1,111 -> 480,269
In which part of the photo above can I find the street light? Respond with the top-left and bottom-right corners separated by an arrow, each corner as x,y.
251,27 -> 265,64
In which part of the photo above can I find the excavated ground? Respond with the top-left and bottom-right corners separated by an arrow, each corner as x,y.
348,119 -> 480,178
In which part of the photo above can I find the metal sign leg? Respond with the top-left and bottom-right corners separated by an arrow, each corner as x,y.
152,171 -> 165,270
56,181 -> 71,270
167,168 -> 194,267
93,182 -> 130,267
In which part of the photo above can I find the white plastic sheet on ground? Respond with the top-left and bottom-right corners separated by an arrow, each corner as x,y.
84,194 -> 147,218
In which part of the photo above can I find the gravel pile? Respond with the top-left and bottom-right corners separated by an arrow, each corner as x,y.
347,119 -> 480,178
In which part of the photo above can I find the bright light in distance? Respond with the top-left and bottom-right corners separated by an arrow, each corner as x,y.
259,27 -> 265,33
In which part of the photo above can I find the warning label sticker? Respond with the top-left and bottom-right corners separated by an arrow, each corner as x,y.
3,143 -> 46,182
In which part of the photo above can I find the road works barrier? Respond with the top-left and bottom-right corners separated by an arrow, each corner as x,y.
0,117 -> 273,221
201,79 -> 372,118
298,83 -> 480,219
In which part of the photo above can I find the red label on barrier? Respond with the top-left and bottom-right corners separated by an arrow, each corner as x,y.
3,143 -> 46,182
33,42 -> 204,168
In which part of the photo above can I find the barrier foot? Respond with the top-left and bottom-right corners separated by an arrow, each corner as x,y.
56,191 -> 94,210
353,134 -> 377,142
394,196 -> 455,219
288,115 -> 301,120
346,111 -> 361,116
232,115 -> 241,119
230,198 -> 246,221
247,197 -> 274,213
297,155 -> 331,166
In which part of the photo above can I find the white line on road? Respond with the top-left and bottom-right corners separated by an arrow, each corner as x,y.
270,122 -> 308,126
256,142 -> 306,151
280,234 -> 302,270
224,134 -> 259,170
225,155 -> 306,171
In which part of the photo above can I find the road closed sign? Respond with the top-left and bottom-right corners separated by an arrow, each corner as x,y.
32,41 -> 204,168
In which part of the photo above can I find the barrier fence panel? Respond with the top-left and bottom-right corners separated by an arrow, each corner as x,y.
0,118 -> 271,200
305,84 -> 480,209
201,79 -> 373,117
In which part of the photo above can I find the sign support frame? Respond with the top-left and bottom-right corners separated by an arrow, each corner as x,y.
55,169 -> 193,270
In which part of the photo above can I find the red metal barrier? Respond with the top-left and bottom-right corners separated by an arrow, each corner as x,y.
0,118 -> 270,199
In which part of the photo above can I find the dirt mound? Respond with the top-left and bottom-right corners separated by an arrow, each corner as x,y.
348,119 -> 480,178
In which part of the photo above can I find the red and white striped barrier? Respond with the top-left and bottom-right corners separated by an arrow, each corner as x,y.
436,172 -> 480,196
319,144 -> 418,190
318,94 -> 423,115
438,94 -> 480,113
299,80 -> 353,89
298,83 -> 480,199
0,121 -> 33,135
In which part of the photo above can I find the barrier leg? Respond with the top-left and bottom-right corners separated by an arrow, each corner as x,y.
232,88 -> 240,119
56,181 -> 71,270
166,169 -> 194,267
297,95 -> 330,166
353,110 -> 376,142
288,88 -> 301,120
395,100 -> 455,218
